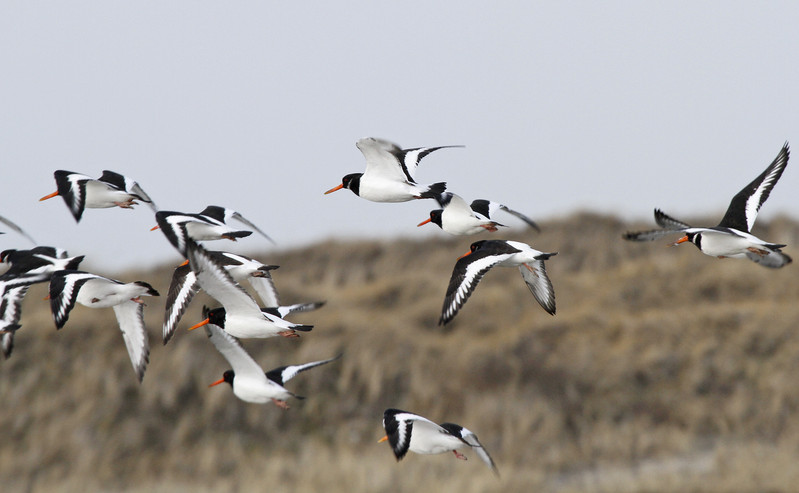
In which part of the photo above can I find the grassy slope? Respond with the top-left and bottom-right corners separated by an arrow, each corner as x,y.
2,212 -> 799,492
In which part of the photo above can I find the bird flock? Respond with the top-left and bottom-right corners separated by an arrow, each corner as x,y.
0,138 -> 792,478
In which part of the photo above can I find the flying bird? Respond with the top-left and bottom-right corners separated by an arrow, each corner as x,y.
624,142 -> 791,268
1,247 -> 84,279
202,321 -> 340,409
324,137 -> 461,202
48,270 -> 159,382
152,205 -> 271,257
379,408 -> 499,476
162,251 -> 324,344
0,274 -> 52,358
440,240 -> 557,325
418,192 -> 540,235
0,247 -> 85,357
184,241 -> 312,339
39,170 -> 157,222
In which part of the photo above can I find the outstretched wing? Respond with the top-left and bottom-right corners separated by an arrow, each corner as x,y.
53,170 -> 93,222
48,270 -> 99,329
439,251 -> 513,325
718,142 -> 789,232
100,170 -> 158,212
265,353 -> 342,386
229,211 -> 274,244
471,199 -> 539,231
517,254 -> 557,315
203,322 -> 267,383
112,301 -> 150,382
162,263 -> 201,344
186,241 -> 262,318
391,145 -> 463,182
459,427 -> 499,476
623,209 -> 692,242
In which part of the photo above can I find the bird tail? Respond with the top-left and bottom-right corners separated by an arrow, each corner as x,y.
535,252 -> 558,261
419,182 -> 447,199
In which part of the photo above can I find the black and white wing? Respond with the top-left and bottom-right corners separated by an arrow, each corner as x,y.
518,253 -> 557,316
230,211 -> 273,244
0,275 -> 48,358
155,211 -> 199,257
199,206 -> 273,244
718,142 -> 789,232
470,199 -> 540,231
186,241 -> 263,319
247,269 -> 281,307
111,301 -> 150,382
453,426 -> 499,476
382,408 -> 446,461
162,262 -> 200,344
52,170 -> 93,222
203,322 -> 267,383
653,208 -> 691,230
0,215 -> 36,245
390,144 -> 464,183
265,353 -> 342,386
439,250 -> 515,325
265,301 -> 326,319
99,170 -> 158,211
623,209 -> 692,242
48,270 -> 99,329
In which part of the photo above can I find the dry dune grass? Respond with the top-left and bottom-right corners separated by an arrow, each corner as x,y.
3,212 -> 799,492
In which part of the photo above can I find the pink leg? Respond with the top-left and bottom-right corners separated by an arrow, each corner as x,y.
271,398 -> 290,410
453,450 -> 467,461
278,331 -> 300,338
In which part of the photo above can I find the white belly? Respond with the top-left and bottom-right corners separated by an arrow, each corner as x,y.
84,181 -> 134,208
233,378 -> 290,403
699,231 -> 753,257
409,431 -> 465,455
358,176 -> 420,202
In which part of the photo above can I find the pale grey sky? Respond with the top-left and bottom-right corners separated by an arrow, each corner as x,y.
2,2 -> 799,271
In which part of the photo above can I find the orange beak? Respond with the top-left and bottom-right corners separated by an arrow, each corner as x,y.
378,435 -> 388,443
208,378 -> 225,387
417,218 -> 432,227
671,235 -> 690,246
178,259 -> 189,267
150,225 -> 160,231
324,183 -> 344,195
39,191 -> 59,201
458,250 -> 473,260
43,295 -> 50,300
188,318 -> 210,331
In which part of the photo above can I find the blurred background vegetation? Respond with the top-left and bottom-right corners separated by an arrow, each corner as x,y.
3,212 -> 799,492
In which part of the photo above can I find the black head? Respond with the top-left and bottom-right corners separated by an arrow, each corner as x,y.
429,210 -> 443,228
209,369 -> 235,388
675,231 -> 702,250
341,173 -> 362,195
469,240 -> 488,253
0,249 -> 16,263
206,307 -> 226,327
